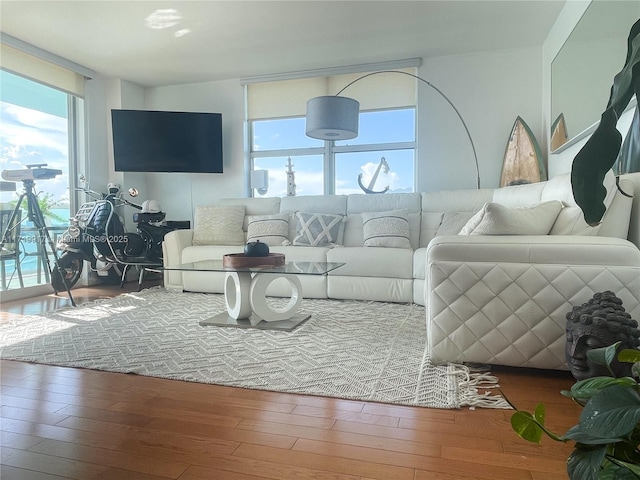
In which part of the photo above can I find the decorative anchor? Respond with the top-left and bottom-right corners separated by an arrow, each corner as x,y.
358,157 -> 390,194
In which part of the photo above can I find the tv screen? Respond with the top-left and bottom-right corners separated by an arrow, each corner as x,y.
111,109 -> 223,173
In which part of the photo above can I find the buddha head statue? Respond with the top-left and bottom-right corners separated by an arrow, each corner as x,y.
565,291 -> 640,381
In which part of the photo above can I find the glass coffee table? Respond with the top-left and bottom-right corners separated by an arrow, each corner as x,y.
163,260 -> 345,331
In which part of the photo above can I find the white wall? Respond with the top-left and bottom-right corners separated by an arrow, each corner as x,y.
115,45 -> 547,224
143,79 -> 245,223
84,13 -> 595,223
417,47 -> 543,192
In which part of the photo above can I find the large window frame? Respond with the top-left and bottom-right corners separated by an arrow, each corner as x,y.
244,61 -> 419,197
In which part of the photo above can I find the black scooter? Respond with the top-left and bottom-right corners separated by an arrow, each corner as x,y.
51,181 -> 177,291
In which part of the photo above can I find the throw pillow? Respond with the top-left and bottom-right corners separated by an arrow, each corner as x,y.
459,200 -> 563,235
246,214 -> 289,246
362,210 -> 411,248
435,212 -> 476,236
193,205 -> 245,245
293,212 -> 345,247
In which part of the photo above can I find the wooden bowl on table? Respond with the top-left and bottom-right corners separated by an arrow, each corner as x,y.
222,253 -> 285,269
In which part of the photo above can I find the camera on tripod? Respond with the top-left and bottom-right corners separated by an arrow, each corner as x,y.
1,163 -> 62,182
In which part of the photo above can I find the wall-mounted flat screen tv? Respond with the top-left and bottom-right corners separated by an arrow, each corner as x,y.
111,109 -> 223,173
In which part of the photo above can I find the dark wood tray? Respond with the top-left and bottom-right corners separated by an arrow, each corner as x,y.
222,253 -> 285,269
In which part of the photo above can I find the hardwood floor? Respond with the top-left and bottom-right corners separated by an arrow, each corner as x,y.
1,282 -> 581,479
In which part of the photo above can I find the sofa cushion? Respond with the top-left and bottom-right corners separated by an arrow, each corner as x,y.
192,205 -> 245,246
269,245 -> 330,262
182,244 -> 245,263
362,209 -> 411,248
327,246 -> 413,279
246,214 -> 289,246
548,174 -> 634,239
459,201 -> 562,235
292,212 -> 345,246
436,212 -> 476,236
420,189 -> 493,247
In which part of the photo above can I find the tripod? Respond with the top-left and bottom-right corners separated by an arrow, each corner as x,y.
1,179 -> 76,306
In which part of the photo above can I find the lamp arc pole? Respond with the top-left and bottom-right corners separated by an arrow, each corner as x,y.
335,70 -> 481,189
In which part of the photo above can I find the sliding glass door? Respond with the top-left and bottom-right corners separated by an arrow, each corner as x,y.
0,70 -> 79,293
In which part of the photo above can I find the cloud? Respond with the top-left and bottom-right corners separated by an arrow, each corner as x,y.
1,103 -> 68,159
0,102 -> 69,203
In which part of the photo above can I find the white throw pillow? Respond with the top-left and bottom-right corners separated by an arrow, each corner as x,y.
193,205 -> 245,245
435,212 -> 476,236
459,201 -> 563,235
362,210 -> 411,248
246,214 -> 289,246
293,212 -> 345,247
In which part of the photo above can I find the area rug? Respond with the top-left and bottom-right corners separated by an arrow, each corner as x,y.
0,287 -> 509,409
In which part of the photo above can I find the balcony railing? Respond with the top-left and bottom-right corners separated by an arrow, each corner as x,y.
1,226 -> 67,291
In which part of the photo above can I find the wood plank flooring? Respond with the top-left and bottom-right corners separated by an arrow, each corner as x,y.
1,282 -> 581,479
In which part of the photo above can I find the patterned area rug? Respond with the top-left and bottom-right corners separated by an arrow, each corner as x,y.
0,287 -> 509,409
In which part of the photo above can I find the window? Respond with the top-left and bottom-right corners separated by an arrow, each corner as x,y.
0,40 -> 87,293
246,65 -> 418,197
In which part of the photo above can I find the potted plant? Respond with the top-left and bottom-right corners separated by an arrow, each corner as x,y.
507,342 -> 640,480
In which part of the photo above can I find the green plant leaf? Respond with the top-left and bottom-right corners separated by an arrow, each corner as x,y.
563,424 -> 625,444
612,438 -> 640,465
564,376 -> 637,401
587,342 -> 622,370
579,385 -> 640,439
599,461 -> 640,480
619,349 -> 640,363
567,445 -> 607,480
615,105 -> 640,175
603,457 -> 640,480
511,410 -> 544,444
571,19 -> 640,225
616,461 -> 640,477
534,402 -> 545,424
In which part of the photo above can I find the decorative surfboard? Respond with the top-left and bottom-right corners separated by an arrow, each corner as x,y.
499,116 -> 546,187
550,113 -> 568,151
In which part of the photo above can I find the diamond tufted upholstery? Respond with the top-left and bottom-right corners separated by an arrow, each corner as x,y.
428,256 -> 640,370
426,171 -> 640,370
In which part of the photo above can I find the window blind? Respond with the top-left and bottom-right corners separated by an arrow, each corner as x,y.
247,67 -> 417,121
1,42 -> 87,97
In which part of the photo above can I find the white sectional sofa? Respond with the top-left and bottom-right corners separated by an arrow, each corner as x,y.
162,171 -> 640,371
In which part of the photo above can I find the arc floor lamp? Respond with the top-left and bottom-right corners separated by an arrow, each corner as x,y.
305,70 -> 481,189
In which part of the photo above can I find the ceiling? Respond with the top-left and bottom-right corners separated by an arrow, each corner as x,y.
0,1 -> 567,88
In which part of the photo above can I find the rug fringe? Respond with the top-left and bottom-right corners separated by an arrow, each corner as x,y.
449,363 -> 512,410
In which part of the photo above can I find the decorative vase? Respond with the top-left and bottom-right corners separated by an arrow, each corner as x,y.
244,240 -> 269,257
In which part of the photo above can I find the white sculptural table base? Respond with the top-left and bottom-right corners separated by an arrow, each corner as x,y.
163,260 -> 345,332
200,271 -> 311,331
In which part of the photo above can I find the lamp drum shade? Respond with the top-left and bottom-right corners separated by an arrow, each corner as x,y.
305,96 -> 360,140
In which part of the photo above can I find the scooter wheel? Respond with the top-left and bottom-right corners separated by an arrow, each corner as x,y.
51,252 -> 84,291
